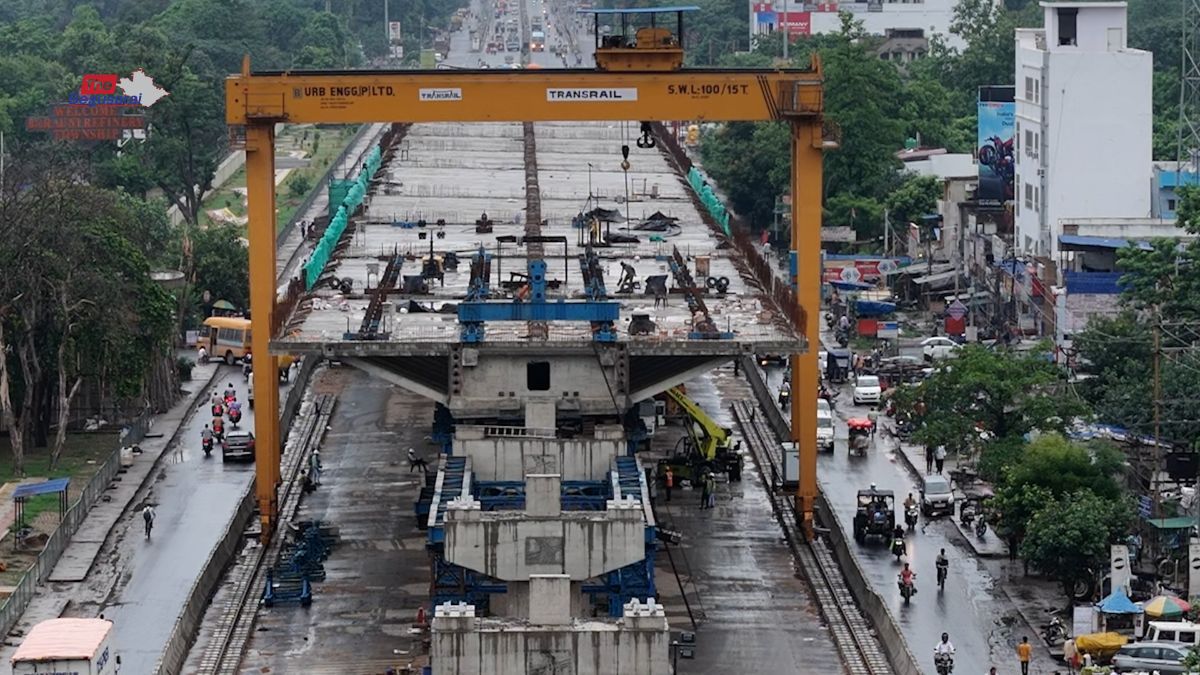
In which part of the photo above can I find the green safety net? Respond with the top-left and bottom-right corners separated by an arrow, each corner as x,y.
687,167 -> 731,236
327,179 -> 354,218
304,146 -> 383,289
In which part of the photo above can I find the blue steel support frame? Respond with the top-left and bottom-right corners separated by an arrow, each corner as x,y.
458,259 -> 620,342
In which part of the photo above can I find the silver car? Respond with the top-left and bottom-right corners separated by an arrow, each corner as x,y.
920,474 -> 955,517
1111,641 -> 1191,674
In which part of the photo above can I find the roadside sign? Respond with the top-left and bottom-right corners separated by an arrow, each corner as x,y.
946,299 -> 967,320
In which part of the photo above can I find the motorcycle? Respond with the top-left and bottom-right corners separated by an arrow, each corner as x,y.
778,388 -> 790,409
897,574 -> 916,604
212,420 -> 225,443
211,402 -> 224,418
202,437 -> 213,458
934,653 -> 954,675
891,536 -> 905,562
905,505 -> 919,530
229,407 -> 242,429
1041,616 -> 1066,645
974,517 -> 987,539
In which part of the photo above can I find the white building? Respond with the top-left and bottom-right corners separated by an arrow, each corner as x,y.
750,0 -> 970,51
1013,2 -> 1153,261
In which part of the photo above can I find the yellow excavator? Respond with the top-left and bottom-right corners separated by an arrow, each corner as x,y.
658,387 -> 743,482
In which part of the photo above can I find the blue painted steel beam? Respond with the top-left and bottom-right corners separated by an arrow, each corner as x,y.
457,299 -> 620,322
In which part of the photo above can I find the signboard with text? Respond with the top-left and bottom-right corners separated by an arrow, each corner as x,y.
389,21 -> 402,43
26,104 -> 146,142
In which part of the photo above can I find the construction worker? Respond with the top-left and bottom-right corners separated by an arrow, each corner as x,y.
662,467 -> 674,502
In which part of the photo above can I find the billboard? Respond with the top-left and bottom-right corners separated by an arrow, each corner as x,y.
977,86 -> 1015,205
752,5 -> 812,37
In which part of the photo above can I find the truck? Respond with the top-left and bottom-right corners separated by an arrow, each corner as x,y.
12,618 -> 119,675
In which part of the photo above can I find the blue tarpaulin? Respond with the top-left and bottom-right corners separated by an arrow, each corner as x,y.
1097,589 -> 1140,614
1058,235 -> 1153,252
12,478 -> 69,500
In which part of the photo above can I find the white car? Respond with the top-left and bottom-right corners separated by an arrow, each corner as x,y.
853,375 -> 881,406
922,337 -> 961,361
817,408 -> 834,451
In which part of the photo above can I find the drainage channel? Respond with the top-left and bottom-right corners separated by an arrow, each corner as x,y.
196,393 -> 337,674
732,400 -> 892,675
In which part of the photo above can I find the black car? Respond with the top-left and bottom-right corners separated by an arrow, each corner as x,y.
222,431 -> 256,461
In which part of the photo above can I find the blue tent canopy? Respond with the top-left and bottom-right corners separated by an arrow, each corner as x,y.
1097,589 -> 1140,614
12,478 -> 69,500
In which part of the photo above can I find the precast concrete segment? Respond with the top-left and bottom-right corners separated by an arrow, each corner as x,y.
733,400 -> 892,675
272,121 -> 801,354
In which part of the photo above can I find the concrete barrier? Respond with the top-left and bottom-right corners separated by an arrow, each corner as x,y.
150,356 -> 321,675
740,356 -> 923,675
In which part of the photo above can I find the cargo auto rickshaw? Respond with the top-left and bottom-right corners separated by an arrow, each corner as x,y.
847,417 -> 873,456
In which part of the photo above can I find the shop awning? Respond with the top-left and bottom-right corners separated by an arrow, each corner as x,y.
1144,516 -> 1197,530
1058,234 -> 1153,252
911,269 -> 960,287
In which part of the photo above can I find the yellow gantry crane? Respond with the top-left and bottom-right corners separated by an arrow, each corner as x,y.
226,6 -> 828,540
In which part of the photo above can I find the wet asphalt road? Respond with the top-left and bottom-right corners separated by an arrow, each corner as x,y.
103,368 -> 280,674
652,369 -> 842,675
764,364 -> 1056,674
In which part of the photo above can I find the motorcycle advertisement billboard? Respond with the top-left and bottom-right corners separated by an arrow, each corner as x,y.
977,86 -> 1015,206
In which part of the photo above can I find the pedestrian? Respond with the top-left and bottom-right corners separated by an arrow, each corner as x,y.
925,446 -> 934,474
1063,638 -> 1078,674
408,447 -> 428,473
1017,636 -> 1032,675
706,474 -> 717,509
699,473 -> 710,509
663,467 -> 673,503
934,445 -> 947,474
309,449 -> 322,486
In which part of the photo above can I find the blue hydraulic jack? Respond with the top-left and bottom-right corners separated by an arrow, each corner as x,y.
262,569 -> 312,607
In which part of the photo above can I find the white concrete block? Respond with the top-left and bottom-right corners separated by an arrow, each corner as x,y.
525,399 -> 556,430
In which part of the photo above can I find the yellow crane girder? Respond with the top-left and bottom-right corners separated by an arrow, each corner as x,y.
232,56 -> 825,542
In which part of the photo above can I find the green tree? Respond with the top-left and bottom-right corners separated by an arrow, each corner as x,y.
189,224 -> 250,311
134,66 -> 227,225
884,174 -> 941,230
822,13 -> 904,200
824,193 -> 883,243
1004,434 -> 1124,500
990,482 -> 1052,551
891,345 -> 1089,478
1021,490 -> 1132,599
698,121 -> 790,228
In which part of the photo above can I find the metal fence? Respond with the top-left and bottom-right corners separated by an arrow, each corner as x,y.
0,410 -> 152,637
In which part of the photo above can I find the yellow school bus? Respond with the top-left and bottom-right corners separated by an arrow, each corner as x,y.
197,316 -> 295,372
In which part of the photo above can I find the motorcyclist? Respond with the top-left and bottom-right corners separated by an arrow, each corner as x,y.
212,416 -> 225,439
201,424 -> 213,445
899,562 -> 915,587
893,524 -> 905,541
935,548 -> 949,584
224,383 -> 236,402
933,633 -> 955,656
903,492 -> 917,510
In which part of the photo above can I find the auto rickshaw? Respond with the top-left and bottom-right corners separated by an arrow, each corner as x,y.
826,348 -> 851,383
847,417 -> 873,456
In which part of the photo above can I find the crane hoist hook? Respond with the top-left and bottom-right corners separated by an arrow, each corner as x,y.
635,121 -> 656,149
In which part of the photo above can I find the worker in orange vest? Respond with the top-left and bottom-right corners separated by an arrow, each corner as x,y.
663,467 -> 674,503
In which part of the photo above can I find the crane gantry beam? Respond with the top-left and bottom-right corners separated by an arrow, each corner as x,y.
228,55 -> 826,541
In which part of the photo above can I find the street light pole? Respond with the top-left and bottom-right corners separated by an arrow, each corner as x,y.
781,0 -> 789,61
